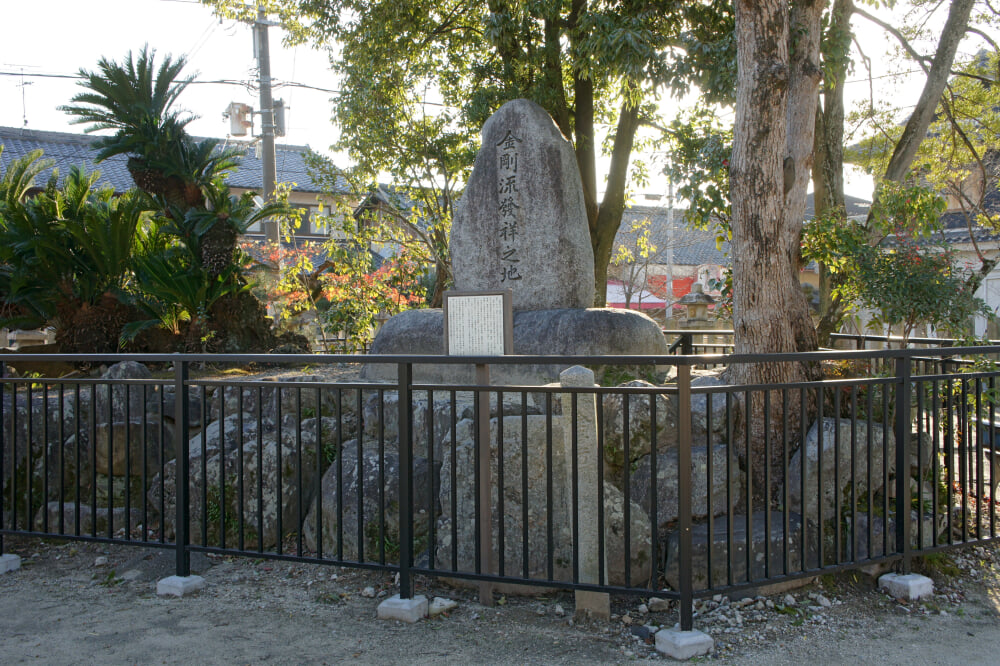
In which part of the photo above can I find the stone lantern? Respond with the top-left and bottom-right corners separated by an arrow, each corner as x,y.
678,283 -> 715,327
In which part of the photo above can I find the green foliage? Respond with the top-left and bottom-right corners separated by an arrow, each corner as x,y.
49,47 -> 295,352
203,0 -> 737,301
60,46 -> 194,165
0,166 -> 151,331
804,182 -> 991,345
662,105 -> 733,240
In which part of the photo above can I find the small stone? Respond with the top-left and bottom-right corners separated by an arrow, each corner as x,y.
94,556 -> 109,567
754,601 -> 765,611
361,586 -> 376,598
765,600 -> 775,609
647,597 -> 670,613
429,597 -> 458,617
940,610 -> 949,616
637,604 -> 649,615
783,594 -> 796,606
554,604 -> 565,617
815,594 -> 832,608
713,594 -> 723,602
622,614 -> 633,625
631,625 -> 652,641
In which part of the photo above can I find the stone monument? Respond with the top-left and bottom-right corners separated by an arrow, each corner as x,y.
363,99 -> 667,384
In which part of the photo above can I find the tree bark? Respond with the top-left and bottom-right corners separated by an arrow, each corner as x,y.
730,0 -> 800,368
730,0 -> 823,498
591,102 -> 641,307
813,0 -> 852,345
784,0 -> 826,356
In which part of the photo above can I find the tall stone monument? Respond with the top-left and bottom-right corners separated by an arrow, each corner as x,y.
364,99 -> 667,384
450,99 -> 595,310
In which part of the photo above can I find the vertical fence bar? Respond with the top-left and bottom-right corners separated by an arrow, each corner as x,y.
681,333 -> 693,356
677,364 -> 694,631
894,356 -> 912,572
174,359 -> 190,577
397,362 -> 414,599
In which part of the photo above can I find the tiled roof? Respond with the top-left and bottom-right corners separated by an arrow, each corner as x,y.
619,206 -> 730,267
0,125 -> 349,195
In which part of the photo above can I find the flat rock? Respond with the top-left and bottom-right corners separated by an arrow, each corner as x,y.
363,307 -> 667,385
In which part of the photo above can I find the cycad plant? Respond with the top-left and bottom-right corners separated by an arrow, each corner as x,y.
60,46 -> 240,209
0,166 -> 152,351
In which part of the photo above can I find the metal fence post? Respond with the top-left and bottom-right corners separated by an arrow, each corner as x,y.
894,356 -> 912,573
174,358 -> 190,577
677,363 -> 694,630
397,362 -> 414,599
681,333 -> 694,356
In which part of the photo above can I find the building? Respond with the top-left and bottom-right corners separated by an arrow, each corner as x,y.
615,193 -> 872,323
0,125 -> 350,241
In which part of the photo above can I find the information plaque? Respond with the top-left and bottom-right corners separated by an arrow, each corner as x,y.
443,290 -> 513,356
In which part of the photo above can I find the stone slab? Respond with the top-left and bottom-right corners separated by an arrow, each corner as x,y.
654,626 -> 714,660
156,575 -> 207,597
878,573 -> 934,601
0,553 -> 21,573
363,307 -> 668,385
377,594 -> 428,623
574,590 -> 611,621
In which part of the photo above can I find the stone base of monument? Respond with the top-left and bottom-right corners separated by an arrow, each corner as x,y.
654,626 -> 714,660
376,594 -> 428,623
0,553 -> 21,574
878,573 -> 933,601
362,307 -> 669,385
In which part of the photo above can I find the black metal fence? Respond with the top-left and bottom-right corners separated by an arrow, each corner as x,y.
3,347 -> 1000,631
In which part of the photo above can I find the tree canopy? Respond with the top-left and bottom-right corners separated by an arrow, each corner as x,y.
202,0 -> 735,305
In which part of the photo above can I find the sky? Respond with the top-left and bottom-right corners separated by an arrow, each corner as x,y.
0,0 -> 973,203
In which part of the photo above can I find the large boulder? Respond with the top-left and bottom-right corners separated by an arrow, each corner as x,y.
93,420 -> 168,477
787,417 -> 896,521
33,501 -> 143,537
217,378 -> 358,431
151,414 -> 327,548
600,381 -> 677,475
302,442 -> 440,563
450,98 -> 595,310
94,361 -> 153,424
663,511 -> 814,590
630,444 -> 738,527
361,390 -> 545,461
690,375 -> 735,444
2,389 -> 94,528
435,415 -> 652,587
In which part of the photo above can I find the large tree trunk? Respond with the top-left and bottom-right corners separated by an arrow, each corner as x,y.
730,0 -> 801,370
730,0 -> 822,498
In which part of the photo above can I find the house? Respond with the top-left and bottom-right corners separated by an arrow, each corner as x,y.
615,193 -> 872,324
0,125 -> 352,241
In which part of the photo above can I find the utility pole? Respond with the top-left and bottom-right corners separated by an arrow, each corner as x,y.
255,5 -> 279,243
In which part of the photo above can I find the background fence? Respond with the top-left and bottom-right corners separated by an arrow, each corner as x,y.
2,346 -> 999,630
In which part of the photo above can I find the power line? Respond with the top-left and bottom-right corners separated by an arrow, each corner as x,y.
0,69 -> 341,93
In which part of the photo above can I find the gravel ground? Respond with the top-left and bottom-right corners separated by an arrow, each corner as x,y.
1,536 -> 999,664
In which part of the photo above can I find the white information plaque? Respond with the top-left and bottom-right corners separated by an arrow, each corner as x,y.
444,291 -> 512,356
